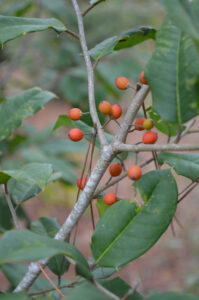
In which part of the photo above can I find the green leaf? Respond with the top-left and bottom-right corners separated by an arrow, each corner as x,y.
0,292 -> 31,300
146,291 -> 199,300
63,281 -> 112,300
157,152 -> 199,181
160,0 -> 199,41
0,193 -> 12,232
147,107 -> 180,136
52,115 -> 73,132
89,26 -> 156,60
145,18 -> 199,124
101,277 -> 143,300
91,169 -> 177,268
96,198 -> 109,217
0,230 -> 92,279
0,15 -> 66,45
0,87 -> 55,142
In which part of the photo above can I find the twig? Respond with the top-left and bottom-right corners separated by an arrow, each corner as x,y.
71,0 -> 107,146
94,280 -> 120,300
178,182 -> 198,203
4,184 -> 20,230
121,283 -> 139,300
82,0 -> 105,17
36,262 -> 64,297
28,281 -> 76,296
65,29 -> 80,39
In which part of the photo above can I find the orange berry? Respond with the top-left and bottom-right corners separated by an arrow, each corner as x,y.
139,71 -> 148,85
142,131 -> 158,144
109,163 -> 122,177
99,101 -> 112,115
134,118 -> 145,131
143,118 -> 154,130
115,77 -> 129,90
103,193 -> 117,205
77,177 -> 87,190
68,128 -> 84,142
111,104 -> 122,119
128,165 -> 142,181
68,108 -> 82,121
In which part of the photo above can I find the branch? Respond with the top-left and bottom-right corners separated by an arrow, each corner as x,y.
82,0 -> 105,17
114,143 -> 199,153
65,29 -> 80,39
114,85 -> 150,143
71,0 -> 107,146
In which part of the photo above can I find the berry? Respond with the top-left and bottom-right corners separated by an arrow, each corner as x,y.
142,131 -> 158,144
77,177 -> 87,190
115,76 -> 129,90
134,117 -> 145,131
128,165 -> 142,181
143,118 -> 154,130
103,193 -> 117,205
68,128 -> 84,142
139,71 -> 148,85
109,163 -> 122,177
99,101 -> 112,115
68,108 -> 82,121
111,104 -> 122,119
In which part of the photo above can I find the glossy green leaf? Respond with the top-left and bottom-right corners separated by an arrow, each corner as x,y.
96,198 -> 109,217
0,230 -> 91,279
0,15 -> 66,45
147,107 -> 180,136
0,292 -> 31,300
0,87 -> 55,142
146,291 -> 199,300
157,152 -> 199,181
89,26 -> 156,60
91,169 -> 177,268
63,281 -> 112,300
145,18 -> 199,124
160,0 -> 199,41
52,115 -> 73,132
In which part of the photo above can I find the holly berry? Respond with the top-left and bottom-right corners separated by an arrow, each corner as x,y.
143,118 -> 154,130
111,104 -> 122,119
99,101 -> 112,115
77,177 -> 87,190
128,165 -> 142,181
68,108 -> 82,121
115,76 -> 129,90
139,71 -> 148,85
142,131 -> 158,144
109,162 -> 122,177
68,128 -> 84,142
103,193 -> 117,205
134,117 -> 145,131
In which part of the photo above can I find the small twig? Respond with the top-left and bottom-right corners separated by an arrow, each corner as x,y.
4,184 -> 20,230
82,0 -> 105,17
142,103 -> 147,118
29,282 -> 76,296
36,262 -> 64,297
178,182 -> 198,203
94,280 -> 120,300
121,282 -> 140,300
65,29 -> 80,39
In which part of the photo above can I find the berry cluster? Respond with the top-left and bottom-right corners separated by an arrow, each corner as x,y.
67,72 -> 158,208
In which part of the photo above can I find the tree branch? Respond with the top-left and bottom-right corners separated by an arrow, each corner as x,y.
114,143 -> 199,153
71,0 -> 107,147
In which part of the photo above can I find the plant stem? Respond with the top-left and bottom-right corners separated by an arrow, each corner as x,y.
4,184 -> 20,230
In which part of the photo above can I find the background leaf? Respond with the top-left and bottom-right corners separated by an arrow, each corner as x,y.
146,291 -> 199,300
91,170 -> 178,268
0,87 -> 55,142
0,15 -> 66,45
0,292 -> 31,300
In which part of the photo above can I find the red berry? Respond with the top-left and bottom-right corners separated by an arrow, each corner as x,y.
139,71 -> 148,85
128,165 -> 142,181
109,163 -> 122,177
68,108 -> 82,121
115,77 -> 129,90
134,118 -> 145,131
68,128 -> 84,142
77,177 -> 87,190
111,104 -> 122,119
103,193 -> 117,205
142,131 -> 158,144
99,101 -> 112,115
